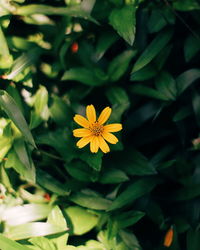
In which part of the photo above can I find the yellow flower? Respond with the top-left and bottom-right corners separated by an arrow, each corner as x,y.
73,105 -> 122,153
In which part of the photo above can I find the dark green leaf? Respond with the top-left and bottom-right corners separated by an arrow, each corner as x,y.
108,178 -> 159,211
108,50 -> 136,82
0,91 -> 36,148
0,234 -> 31,250
109,5 -> 136,45
132,29 -> 173,73
176,69 -> 200,95
99,169 -> 129,184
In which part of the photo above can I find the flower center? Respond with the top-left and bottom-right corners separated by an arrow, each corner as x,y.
90,122 -> 104,136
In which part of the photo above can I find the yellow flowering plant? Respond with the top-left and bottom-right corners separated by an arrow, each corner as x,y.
73,105 -> 122,153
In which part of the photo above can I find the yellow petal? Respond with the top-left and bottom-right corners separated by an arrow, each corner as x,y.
86,105 -> 96,123
104,123 -> 122,132
98,136 -> 110,153
77,136 -> 92,148
74,114 -> 89,128
103,132 -> 118,144
98,107 -> 112,125
73,128 -> 92,138
90,136 -> 99,153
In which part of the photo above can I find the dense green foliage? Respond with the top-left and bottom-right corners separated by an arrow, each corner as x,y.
0,0 -> 200,249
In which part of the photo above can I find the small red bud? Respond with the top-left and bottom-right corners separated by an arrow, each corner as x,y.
43,193 -> 51,201
71,42 -> 79,53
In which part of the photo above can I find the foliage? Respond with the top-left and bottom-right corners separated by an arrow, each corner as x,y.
0,0 -> 200,249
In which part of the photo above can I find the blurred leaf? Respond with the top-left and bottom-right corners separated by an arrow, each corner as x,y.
0,234 -> 31,250
62,67 -> 107,86
64,206 -> 99,235
131,84 -> 170,101
29,237 -> 56,250
173,0 -> 200,11
16,4 -> 98,24
65,160 -> 98,182
184,35 -> 200,62
148,8 -> 175,33
109,5 -> 136,45
106,87 -> 130,121
99,169 -> 129,184
176,69 -> 200,95
173,106 -> 192,122
121,149 -> 157,176
5,149 -> 34,182
0,121 -> 13,162
5,222 -> 67,240
192,90 -> 200,127
6,84 -> 24,115
132,29 -> 173,73
155,71 -> 177,100
95,30 -> 118,60
47,206 -> 67,230
108,177 -> 159,211
119,230 -> 141,250
14,138 -> 35,183
116,210 -> 145,229
130,64 -> 157,81
49,95 -> 72,126
6,47 -> 41,80
70,190 -> 112,210
2,204 -> 51,226
187,228 -> 200,250
36,169 -> 70,196
0,26 -> 13,69
79,151 -> 103,171
108,50 -> 136,82
30,85 -> 49,129
0,90 -> 36,148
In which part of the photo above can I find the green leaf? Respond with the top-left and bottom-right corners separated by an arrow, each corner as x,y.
99,169 -> 129,184
0,120 -> 13,162
176,69 -> 200,95
65,160 -> 98,182
0,25 -> 13,69
132,29 -> 173,73
108,50 -> 136,82
29,237 -> 56,250
108,178 -> 159,211
5,222 -> 67,240
70,190 -> 112,210
62,67 -> 107,86
6,47 -> 41,80
14,138 -> 35,183
5,149 -> 34,182
192,90 -> 200,127
119,231 -> 141,250
79,151 -> 103,171
187,228 -> 200,250
0,90 -> 36,148
16,4 -> 98,24
64,206 -> 99,235
173,0 -> 200,11
109,5 -> 136,45
130,64 -> 157,81
155,71 -> 177,100
47,206 -> 67,230
1,204 -> 51,226
95,30 -> 118,60
106,87 -> 130,121
36,169 -> 70,196
116,210 -> 145,229
131,84 -> 170,101
184,35 -> 200,62
30,85 -> 49,129
120,150 -> 157,176
172,106 -> 192,122
0,234 -> 31,250
49,95 -> 72,126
